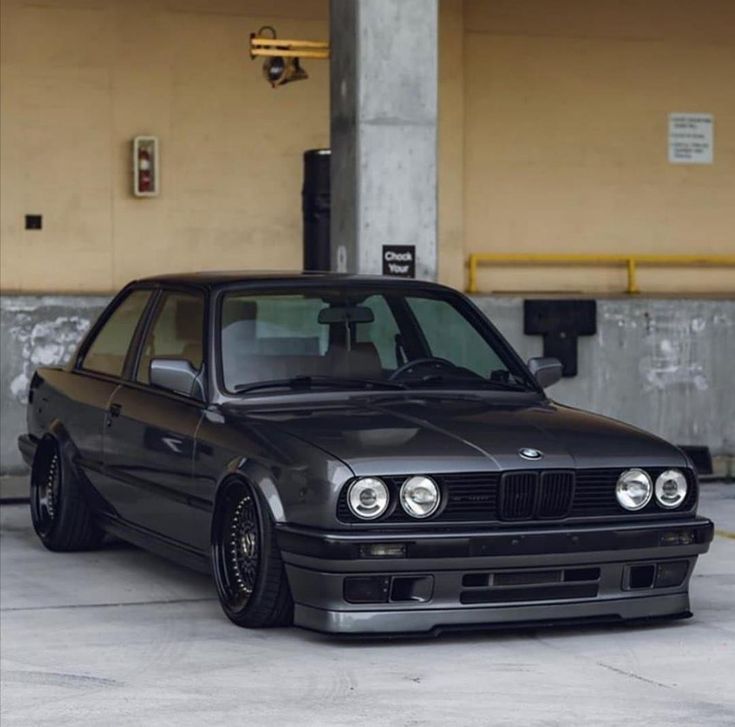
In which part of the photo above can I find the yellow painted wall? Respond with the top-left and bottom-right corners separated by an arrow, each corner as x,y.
437,0 -> 465,287
1,0 -> 733,294
0,0 -> 329,292
458,0 -> 735,294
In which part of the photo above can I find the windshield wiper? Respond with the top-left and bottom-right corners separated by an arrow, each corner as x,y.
402,374 -> 532,392
234,375 -> 408,395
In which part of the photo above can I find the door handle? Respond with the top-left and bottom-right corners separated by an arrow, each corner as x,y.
106,403 -> 122,427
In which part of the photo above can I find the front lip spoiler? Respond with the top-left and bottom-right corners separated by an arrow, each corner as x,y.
294,593 -> 693,636
315,611 -> 694,640
277,517 -> 714,561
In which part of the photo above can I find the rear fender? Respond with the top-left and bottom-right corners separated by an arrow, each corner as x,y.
45,420 -> 80,465
30,427 -> 76,502
36,421 -> 107,512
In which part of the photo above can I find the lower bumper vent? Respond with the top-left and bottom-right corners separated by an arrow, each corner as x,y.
460,566 -> 600,604
460,584 -> 599,605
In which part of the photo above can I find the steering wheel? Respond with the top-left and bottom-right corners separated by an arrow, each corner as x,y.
388,357 -> 460,381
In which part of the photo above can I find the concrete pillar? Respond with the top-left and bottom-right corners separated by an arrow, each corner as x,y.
330,0 -> 438,280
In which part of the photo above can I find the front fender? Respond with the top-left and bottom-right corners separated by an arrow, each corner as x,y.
215,457 -> 287,523
211,453 -> 355,531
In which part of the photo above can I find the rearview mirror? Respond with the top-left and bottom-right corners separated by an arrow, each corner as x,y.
527,357 -> 562,389
318,306 -> 375,325
150,358 -> 201,398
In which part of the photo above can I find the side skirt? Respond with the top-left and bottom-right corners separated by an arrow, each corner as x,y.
96,512 -> 211,575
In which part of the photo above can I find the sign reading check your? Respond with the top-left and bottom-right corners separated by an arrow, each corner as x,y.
382,245 -> 416,277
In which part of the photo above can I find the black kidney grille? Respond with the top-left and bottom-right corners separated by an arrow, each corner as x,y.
336,468 -> 697,523
538,471 -> 575,518
498,472 -> 537,520
498,471 -> 574,520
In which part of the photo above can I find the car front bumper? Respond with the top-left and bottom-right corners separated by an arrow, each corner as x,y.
276,517 -> 714,635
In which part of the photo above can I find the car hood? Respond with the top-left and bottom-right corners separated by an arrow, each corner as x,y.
229,395 -> 686,476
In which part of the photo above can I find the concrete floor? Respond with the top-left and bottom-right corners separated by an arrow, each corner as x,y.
1,486 -> 733,726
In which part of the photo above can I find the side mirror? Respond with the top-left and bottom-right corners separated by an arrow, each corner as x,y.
150,358 -> 201,398
527,357 -> 562,389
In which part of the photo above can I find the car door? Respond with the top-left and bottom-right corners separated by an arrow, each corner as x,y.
102,288 -> 208,548
72,288 -> 155,504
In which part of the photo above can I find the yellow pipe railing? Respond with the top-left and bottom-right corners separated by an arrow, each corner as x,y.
467,253 -> 735,295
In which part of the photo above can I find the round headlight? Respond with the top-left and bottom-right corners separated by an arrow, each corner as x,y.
400,476 -> 440,519
347,477 -> 389,520
615,468 -> 653,511
655,469 -> 688,509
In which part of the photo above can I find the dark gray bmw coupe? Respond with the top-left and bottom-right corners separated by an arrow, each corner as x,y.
19,273 -> 713,634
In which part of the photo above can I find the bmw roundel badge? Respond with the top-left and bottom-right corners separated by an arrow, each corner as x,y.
519,448 -> 543,461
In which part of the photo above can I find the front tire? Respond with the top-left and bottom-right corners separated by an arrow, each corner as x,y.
30,435 -> 104,551
211,478 -> 293,628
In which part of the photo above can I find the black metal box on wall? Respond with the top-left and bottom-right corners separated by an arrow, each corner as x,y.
524,300 -> 597,377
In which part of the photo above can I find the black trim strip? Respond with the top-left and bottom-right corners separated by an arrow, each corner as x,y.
276,518 -> 714,561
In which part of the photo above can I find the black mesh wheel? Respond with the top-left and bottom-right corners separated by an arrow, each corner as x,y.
212,478 -> 293,628
30,436 -> 103,551
220,486 -> 260,610
31,445 -> 60,538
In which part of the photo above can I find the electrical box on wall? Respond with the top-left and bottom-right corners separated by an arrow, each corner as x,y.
133,136 -> 159,197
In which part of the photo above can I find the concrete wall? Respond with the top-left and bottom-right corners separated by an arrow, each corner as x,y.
329,0 -> 438,279
0,296 -> 109,473
473,296 -> 735,460
2,293 -> 732,475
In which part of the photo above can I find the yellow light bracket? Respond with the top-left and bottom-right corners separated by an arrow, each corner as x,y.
250,26 -> 329,88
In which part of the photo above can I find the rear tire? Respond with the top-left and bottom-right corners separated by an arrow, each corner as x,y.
30,435 -> 104,551
211,478 -> 293,628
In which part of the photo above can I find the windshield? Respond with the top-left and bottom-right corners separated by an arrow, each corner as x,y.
219,287 -> 534,394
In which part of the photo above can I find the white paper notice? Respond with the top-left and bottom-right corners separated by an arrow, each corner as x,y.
668,113 -> 714,164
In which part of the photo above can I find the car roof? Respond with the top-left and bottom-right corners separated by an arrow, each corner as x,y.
132,270 -> 455,292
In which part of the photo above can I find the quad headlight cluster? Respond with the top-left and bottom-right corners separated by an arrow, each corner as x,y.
615,468 -> 688,511
346,476 -> 441,520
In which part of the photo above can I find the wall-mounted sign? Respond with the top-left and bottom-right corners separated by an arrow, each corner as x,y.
382,245 -> 415,277
668,113 -> 713,164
